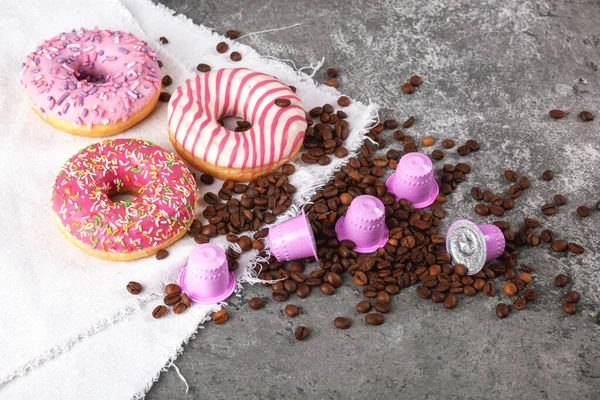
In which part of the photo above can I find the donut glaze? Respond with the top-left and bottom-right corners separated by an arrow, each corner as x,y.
51,139 -> 197,260
168,68 -> 307,181
20,28 -> 161,136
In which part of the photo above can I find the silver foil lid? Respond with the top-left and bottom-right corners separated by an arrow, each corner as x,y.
446,220 -> 486,275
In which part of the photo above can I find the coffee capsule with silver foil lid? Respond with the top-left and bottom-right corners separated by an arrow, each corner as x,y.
446,219 -> 505,275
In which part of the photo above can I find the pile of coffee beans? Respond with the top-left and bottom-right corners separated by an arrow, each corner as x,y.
301,103 -> 350,166
126,281 -> 192,319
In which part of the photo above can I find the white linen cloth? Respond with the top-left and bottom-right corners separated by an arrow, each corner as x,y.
0,0 -> 377,398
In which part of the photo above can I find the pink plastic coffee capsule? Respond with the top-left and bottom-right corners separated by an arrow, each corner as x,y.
335,194 -> 389,254
446,219 -> 505,275
267,208 -> 319,262
179,243 -> 237,304
386,152 -> 439,209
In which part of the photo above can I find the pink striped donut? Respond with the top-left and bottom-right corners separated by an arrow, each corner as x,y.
168,68 -> 307,181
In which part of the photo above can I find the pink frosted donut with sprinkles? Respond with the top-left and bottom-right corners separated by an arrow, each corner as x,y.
168,68 -> 307,181
20,27 -> 161,137
51,139 -> 197,261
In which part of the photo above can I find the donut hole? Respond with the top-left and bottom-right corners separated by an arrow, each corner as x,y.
77,70 -> 106,84
107,187 -> 140,204
218,116 -> 252,132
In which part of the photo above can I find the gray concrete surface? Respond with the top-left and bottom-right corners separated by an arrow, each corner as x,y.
148,1 -> 600,398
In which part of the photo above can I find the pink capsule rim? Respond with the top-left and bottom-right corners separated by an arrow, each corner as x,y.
179,267 -> 237,304
335,215 -> 389,253
386,173 -> 439,209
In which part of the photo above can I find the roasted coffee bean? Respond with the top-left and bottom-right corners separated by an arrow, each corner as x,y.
496,303 -> 510,319
554,274 -> 569,287
216,42 -> 229,53
283,279 -> 298,293
365,314 -> 384,326
294,326 -> 309,340
541,229 -> 554,243
551,240 -> 568,252
562,303 -> 577,315
337,96 -> 351,107
519,272 -> 532,285
152,305 -> 167,319
522,289 -> 537,301
564,291 -> 580,304
281,163 -> 296,176
325,79 -> 339,88
431,291 -> 446,303
327,68 -> 339,78
159,36 -> 169,44
197,63 -> 211,72
577,206 -> 590,217
475,204 -> 490,216
454,264 -> 468,276
554,194 -> 566,206
463,286 -> 476,297
285,304 -> 299,317
513,297 -> 527,310
508,184 -> 522,198
334,317 -> 351,329
519,176 -> 530,189
374,301 -> 390,313
579,111 -> 594,121
173,302 -> 187,315
194,234 -> 210,244
568,243 -> 584,255
126,281 -> 142,295
443,294 -> 458,309
457,145 -> 470,156
356,301 -> 371,313
252,240 -> 265,250
225,30 -> 241,39
180,293 -> 191,307
164,293 -> 182,306
200,174 -> 214,185
325,272 -> 342,288
157,60 -> 163,68
541,203 -> 557,216
416,286 -> 431,299
431,150 -> 445,160
503,282 -> 518,296
490,204 -> 505,217
272,290 -> 289,302
383,120 -> 398,129
158,92 -> 171,102
466,139 -> 480,151
504,169 -> 517,181
165,284 -> 181,295
274,98 -> 291,108
319,283 -> 335,295
483,282 -> 495,297
409,75 -> 422,86
401,82 -> 415,94
230,51 -> 242,61
201,224 -> 217,238
442,139 -> 455,149
161,75 -> 173,87
353,271 -> 368,286
542,170 -> 553,181
403,116 -> 415,128
482,191 -> 493,202
421,136 -> 435,146
471,187 -> 483,200
296,284 -> 311,298
237,235 -> 252,251
549,109 -> 565,119
211,310 -> 227,324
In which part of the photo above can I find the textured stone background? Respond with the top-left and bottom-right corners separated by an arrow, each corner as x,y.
148,1 -> 600,398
